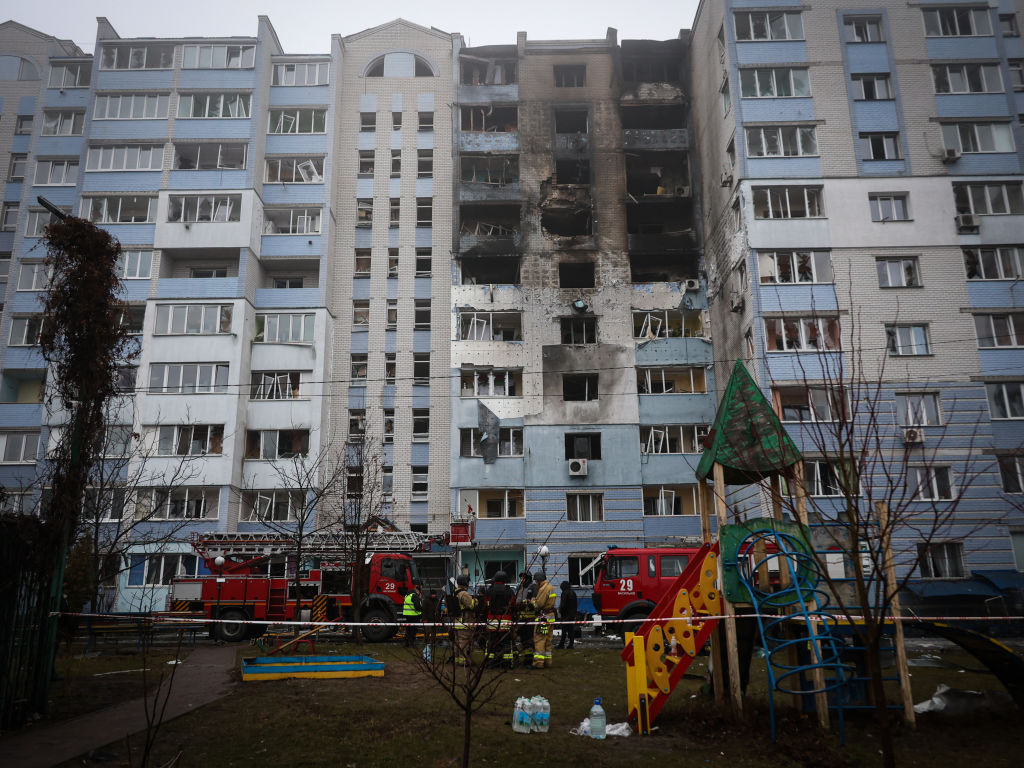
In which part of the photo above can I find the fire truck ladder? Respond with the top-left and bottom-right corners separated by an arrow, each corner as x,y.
190,530 -> 432,559
622,543 -> 722,734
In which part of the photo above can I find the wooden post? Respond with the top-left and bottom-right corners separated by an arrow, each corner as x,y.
793,461 -> 831,729
771,474 -> 801,709
702,482 -> 725,703
713,462 -> 744,716
700,482 -> 713,544
877,501 -> 916,727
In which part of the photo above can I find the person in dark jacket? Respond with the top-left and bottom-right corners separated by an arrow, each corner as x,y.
556,581 -> 578,649
485,571 -> 515,666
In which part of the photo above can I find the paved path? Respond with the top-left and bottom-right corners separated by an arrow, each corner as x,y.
0,644 -> 237,768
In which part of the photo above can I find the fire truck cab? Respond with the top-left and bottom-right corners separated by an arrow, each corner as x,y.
171,531 -> 429,642
590,546 -> 702,632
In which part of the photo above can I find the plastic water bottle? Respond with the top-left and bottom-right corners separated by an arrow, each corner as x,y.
538,697 -> 550,732
513,697 -> 531,733
530,695 -> 545,732
589,697 -> 606,739
526,696 -> 539,732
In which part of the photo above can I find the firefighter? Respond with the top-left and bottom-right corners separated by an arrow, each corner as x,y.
485,571 -> 515,667
402,580 -> 423,647
452,574 -> 476,665
531,571 -> 557,669
514,571 -> 536,666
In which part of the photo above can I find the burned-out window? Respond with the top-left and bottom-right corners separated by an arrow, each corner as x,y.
554,64 -> 586,87
560,316 -> 597,345
558,262 -> 595,288
562,374 -> 599,401
554,109 -> 588,134
565,433 -> 601,460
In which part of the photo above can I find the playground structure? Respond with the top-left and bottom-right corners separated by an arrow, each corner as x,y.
623,361 -> 1024,738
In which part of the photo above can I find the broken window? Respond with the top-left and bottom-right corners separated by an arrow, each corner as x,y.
632,309 -> 703,339
642,485 -> 699,516
556,159 -> 591,184
554,64 -> 586,87
460,367 -> 521,397
629,253 -> 697,283
250,371 -> 301,400
460,256 -> 520,285
413,354 -> 431,384
358,151 -> 374,177
626,152 -> 690,197
348,409 -> 366,441
391,150 -> 401,177
620,104 -> 685,130
460,204 -> 521,237
392,111 -> 402,130
622,56 -> 681,83
265,157 -> 324,183
413,409 -> 430,440
263,208 -> 321,234
775,386 -> 848,422
565,433 -> 601,460
178,93 -> 251,119
637,366 -> 706,394
273,61 -> 329,86
416,199 -> 432,227
357,199 -> 373,226
640,425 -> 709,454
558,262 -> 595,288
759,251 -> 834,284
461,155 -> 519,185
554,109 -> 588,134
414,299 -> 431,329
361,112 -> 376,132
418,150 -> 433,178
389,199 -> 400,227
173,143 -> 246,171
419,111 -> 433,131
560,316 -> 597,344
268,109 -> 327,134
352,300 -> 370,327
764,316 -> 842,352
460,105 -> 518,132
461,58 -> 518,85
458,311 -> 523,341
416,248 -> 432,276
563,374 -> 599,401
354,249 -> 372,277
461,428 -> 523,457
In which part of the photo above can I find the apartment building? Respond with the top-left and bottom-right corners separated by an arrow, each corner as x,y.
691,0 -> 1024,576
450,30 -> 712,587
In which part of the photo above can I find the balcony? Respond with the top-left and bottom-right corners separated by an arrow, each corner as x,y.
459,204 -> 521,256
623,128 -> 689,150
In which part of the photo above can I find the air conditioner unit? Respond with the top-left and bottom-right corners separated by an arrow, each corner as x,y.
684,278 -> 701,292
902,427 -> 925,445
676,186 -> 691,198
942,147 -> 962,164
720,171 -> 733,187
956,213 -> 980,231
568,458 -> 589,476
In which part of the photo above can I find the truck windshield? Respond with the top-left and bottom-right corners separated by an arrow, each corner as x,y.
604,556 -> 638,579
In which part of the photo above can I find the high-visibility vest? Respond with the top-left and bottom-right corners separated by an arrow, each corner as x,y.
403,592 -> 421,618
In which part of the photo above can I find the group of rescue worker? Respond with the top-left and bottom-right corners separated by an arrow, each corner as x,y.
452,570 -> 558,668
398,569 -> 579,668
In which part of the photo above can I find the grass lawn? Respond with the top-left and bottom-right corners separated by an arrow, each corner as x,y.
50,636 -> 1024,768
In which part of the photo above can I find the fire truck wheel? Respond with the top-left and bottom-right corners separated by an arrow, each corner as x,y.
361,608 -> 395,643
216,609 -> 248,643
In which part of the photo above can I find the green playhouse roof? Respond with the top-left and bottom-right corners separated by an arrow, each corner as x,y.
696,360 -> 803,485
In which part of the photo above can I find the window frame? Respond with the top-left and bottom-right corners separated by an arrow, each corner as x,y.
40,110 -> 85,136
758,251 -> 834,284
253,313 -> 315,344
923,7 -> 993,37
886,324 -> 931,356
566,493 -> 604,522
150,362 -> 229,394
745,125 -> 818,157
734,11 -> 804,41
909,466 -> 956,502
764,316 -> 842,352
975,312 -> 1024,348
876,256 -> 921,287
953,182 -> 1024,215
153,304 -> 233,336
267,108 -> 327,135
965,246 -> 1024,280
739,67 -> 810,98
181,44 -> 256,70
752,186 -> 824,219
987,381 -> 1024,419
932,62 -> 1003,94
895,392 -> 942,426
851,74 -> 893,100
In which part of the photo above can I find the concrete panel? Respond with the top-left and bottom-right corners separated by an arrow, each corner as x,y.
168,170 -> 251,190
735,41 -> 808,65
269,85 -> 330,106
177,69 -> 256,89
174,119 -> 253,140
253,288 -> 321,308
89,121 -> 170,141
757,284 -> 839,313
746,157 -> 822,178
93,70 -> 174,90
82,171 -> 163,193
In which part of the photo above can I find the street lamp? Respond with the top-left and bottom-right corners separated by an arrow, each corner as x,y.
537,544 -> 549,573
214,556 -> 225,636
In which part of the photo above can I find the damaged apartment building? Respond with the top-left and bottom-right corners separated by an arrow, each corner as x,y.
450,30 -> 715,586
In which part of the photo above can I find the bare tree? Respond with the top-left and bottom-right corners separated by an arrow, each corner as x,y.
726,299 -> 1013,768
414,595 -> 512,768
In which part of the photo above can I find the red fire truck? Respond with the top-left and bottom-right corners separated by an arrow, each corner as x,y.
590,546 -> 704,632
171,531 -> 433,642
591,544 -> 779,633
